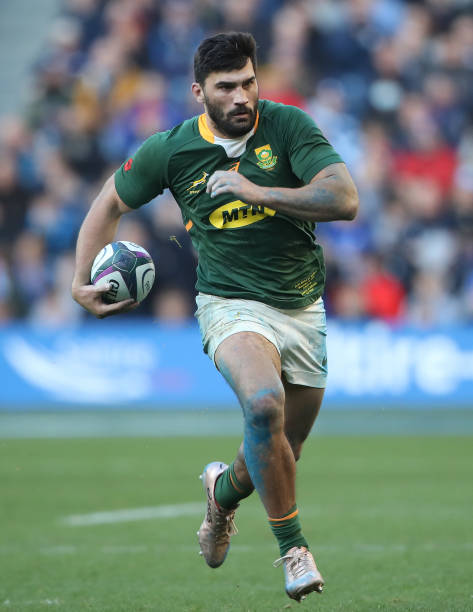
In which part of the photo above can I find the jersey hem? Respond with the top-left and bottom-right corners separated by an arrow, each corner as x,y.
195,286 -> 323,310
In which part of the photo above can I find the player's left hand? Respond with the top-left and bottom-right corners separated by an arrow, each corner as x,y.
206,171 -> 263,202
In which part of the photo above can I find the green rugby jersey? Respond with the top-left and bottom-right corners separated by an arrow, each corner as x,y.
114,99 -> 343,308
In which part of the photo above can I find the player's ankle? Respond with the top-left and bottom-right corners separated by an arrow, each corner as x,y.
268,504 -> 309,556
214,461 -> 253,509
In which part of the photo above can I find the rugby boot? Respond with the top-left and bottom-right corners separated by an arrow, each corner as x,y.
197,461 -> 238,568
273,546 -> 324,601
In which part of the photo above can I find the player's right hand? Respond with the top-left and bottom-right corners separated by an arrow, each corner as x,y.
71,283 -> 138,319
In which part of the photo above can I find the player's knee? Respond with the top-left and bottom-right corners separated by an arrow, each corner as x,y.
243,387 -> 284,432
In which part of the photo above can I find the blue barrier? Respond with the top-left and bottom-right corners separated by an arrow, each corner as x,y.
0,320 -> 472,409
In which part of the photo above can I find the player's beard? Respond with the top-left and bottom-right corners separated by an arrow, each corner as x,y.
204,96 -> 258,138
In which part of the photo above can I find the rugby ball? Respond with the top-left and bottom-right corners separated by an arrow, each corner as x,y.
91,241 -> 155,304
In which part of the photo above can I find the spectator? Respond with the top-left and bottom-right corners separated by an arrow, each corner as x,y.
0,153 -> 31,245
0,0 -> 471,328
360,253 -> 406,323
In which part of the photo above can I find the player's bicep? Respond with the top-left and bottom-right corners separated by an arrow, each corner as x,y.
113,180 -> 136,215
309,161 -> 359,219
309,162 -> 350,184
310,162 -> 358,202
92,175 -> 134,217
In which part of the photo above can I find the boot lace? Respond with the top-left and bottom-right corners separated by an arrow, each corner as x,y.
273,548 -> 312,579
214,509 -> 238,543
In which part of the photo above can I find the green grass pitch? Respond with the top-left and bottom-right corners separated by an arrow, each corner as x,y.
1,435 -> 472,611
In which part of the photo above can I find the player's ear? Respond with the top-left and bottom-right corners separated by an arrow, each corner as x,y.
192,82 -> 205,104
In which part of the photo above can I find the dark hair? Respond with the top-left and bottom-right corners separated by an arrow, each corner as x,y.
194,32 -> 257,85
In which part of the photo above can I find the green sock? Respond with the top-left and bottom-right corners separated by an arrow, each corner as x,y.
268,504 -> 309,556
214,462 -> 254,510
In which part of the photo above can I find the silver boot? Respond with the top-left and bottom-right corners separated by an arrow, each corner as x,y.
197,461 -> 238,568
273,546 -> 324,601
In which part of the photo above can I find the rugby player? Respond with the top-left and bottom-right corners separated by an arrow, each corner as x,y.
72,32 -> 359,602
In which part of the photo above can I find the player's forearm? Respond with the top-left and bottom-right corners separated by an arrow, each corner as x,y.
72,178 -> 124,289
207,164 -> 359,222
260,172 -> 359,222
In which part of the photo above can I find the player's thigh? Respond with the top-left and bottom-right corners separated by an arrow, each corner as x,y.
215,331 -> 284,411
283,381 -> 324,460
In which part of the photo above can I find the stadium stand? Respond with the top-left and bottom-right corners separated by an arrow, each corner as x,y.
0,0 -> 471,327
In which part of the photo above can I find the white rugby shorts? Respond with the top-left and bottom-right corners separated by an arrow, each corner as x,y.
195,293 -> 327,388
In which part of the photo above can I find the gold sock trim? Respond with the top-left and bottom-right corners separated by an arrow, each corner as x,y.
268,509 -> 299,522
229,471 -> 245,494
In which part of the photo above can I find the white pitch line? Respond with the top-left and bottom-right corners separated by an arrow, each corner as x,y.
101,545 -> 149,554
2,600 -> 60,607
62,502 -> 204,526
40,546 -> 77,555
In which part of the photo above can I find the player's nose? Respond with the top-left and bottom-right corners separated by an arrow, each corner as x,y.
233,87 -> 248,105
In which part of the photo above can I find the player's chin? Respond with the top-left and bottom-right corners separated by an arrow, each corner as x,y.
228,115 -> 253,134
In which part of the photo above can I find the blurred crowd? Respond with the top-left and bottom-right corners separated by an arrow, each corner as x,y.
0,0 -> 472,327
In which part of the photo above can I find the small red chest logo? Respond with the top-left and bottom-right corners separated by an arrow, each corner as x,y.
124,158 -> 133,172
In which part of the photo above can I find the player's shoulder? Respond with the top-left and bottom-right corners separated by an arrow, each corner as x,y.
259,99 -> 311,121
258,99 -> 316,133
